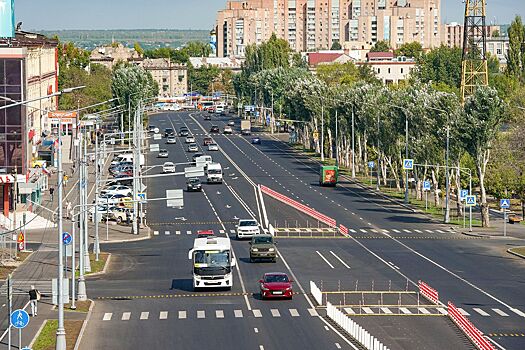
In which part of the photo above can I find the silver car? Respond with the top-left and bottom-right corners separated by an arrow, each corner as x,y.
185,136 -> 195,143
208,143 -> 219,151
166,136 -> 177,144
163,162 -> 176,173
158,149 -> 169,158
187,143 -> 199,152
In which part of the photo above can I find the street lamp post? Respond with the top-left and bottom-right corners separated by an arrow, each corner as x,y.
405,113 -> 409,204
334,110 -> 338,167
320,104 -> 324,162
376,114 -> 380,191
352,106 -> 355,179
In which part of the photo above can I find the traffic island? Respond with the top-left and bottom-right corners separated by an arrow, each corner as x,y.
75,252 -> 110,277
508,246 -> 525,259
31,319 -> 84,350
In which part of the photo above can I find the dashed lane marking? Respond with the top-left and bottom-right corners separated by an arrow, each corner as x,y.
103,313 -> 112,321
165,231 -> 170,235
140,312 -> 149,320
363,307 -> 374,314
216,310 -> 224,319
458,308 -> 470,316
400,308 -> 411,315
186,230 -> 192,235
234,309 -> 243,318
418,308 -> 430,314
153,231 -> 159,236
381,307 -> 393,314
159,311 -> 168,319
122,312 -> 131,321
289,309 -> 300,317
308,308 -> 319,316
488,333 -> 525,337
176,231 -> 181,235
253,309 -> 262,318
344,308 -> 355,314
473,308 -> 490,316
197,310 -> 205,319
271,309 -> 281,317
492,309 -> 509,317
437,308 -> 447,315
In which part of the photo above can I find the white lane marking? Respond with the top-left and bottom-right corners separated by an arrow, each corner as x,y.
159,311 -> 168,319
153,231 -> 159,236
418,308 -> 430,314
178,311 -> 187,319
230,229 -> 236,234
216,310 -> 224,319
329,251 -> 351,269
259,346 -> 264,350
140,312 -> 149,320
324,326 -> 330,331
382,229 -> 389,233
316,251 -> 335,269
414,229 -> 422,233
437,308 -> 447,315
370,229 -> 378,233
271,309 -> 281,317
308,308 -> 318,316
253,309 -> 262,318
360,229 -> 367,233
344,308 -> 355,314
102,313 -> 112,321
492,309 -> 509,317
349,229 -> 356,233
510,308 -> 525,317
436,229 -> 445,233
197,310 -> 205,319
176,230 -> 181,235
362,307 -> 374,314
234,309 -> 243,318
400,307 -> 412,314
335,343 -> 342,349
425,229 -> 433,233
458,308 -> 470,316
473,308 -> 490,316
121,312 -> 131,321
289,309 -> 300,317
254,328 -> 259,333
392,229 -> 400,233
219,230 -> 225,234
381,307 -> 393,314
165,231 -> 170,235
186,230 -> 192,235
403,229 -> 411,233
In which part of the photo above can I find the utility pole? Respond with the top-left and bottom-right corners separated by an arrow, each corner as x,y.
82,135 -> 91,273
351,106 -> 355,179
335,110 -> 338,167
77,133 -> 87,300
445,119 -> 451,223
404,114 -> 409,204
376,114 -> 380,191
56,120 -> 67,350
94,123 -> 100,261
132,105 -> 140,235
321,104 -> 324,162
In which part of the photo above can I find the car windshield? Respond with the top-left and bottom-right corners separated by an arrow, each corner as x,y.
253,236 -> 272,244
264,274 -> 288,283
165,128 -> 173,132
209,144 -> 217,147
160,149 -> 167,153
194,250 -> 230,267
240,220 -> 257,227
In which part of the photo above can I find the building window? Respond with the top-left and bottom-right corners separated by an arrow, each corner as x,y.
388,68 -> 391,73
178,75 -> 184,82
163,85 -> 169,92
401,68 -> 404,74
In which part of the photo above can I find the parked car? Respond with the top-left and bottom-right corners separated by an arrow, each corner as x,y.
105,179 -> 133,188
236,219 -> 260,239
88,204 -> 111,220
210,125 -> 220,133
223,126 -> 233,134
105,207 -> 133,224
158,149 -> 169,158
148,125 -> 157,133
162,162 -> 176,173
187,143 -> 199,152
259,272 -> 293,299
227,120 -> 235,126
110,165 -> 133,176
96,193 -> 130,205
113,171 -> 133,178
251,137 -> 261,144
166,136 -> 177,144
203,137 -> 213,145
185,135 -> 195,143
186,177 -> 202,191
250,234 -> 277,262
164,128 -> 175,137
208,143 -> 219,151
100,185 -> 132,197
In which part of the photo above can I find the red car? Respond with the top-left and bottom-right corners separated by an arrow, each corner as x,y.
259,272 -> 293,299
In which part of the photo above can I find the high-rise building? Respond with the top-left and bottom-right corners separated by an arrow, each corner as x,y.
216,0 -> 442,58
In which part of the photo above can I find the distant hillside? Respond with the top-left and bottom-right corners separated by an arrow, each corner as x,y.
37,29 -> 210,51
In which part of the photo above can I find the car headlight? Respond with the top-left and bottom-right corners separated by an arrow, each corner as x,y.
285,286 -> 292,291
268,248 -> 275,252
261,284 -> 269,291
251,248 -> 259,252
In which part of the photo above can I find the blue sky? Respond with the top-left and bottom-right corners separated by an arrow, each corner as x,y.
15,0 -> 525,30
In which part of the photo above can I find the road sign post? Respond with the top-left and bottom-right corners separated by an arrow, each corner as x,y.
368,161 -> 374,186
466,195 -> 476,232
11,309 -> 29,349
423,181 -> 431,210
403,159 -> 414,203
500,199 -> 510,237
460,189 -> 468,228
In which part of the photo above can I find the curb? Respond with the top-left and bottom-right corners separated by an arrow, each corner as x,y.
101,225 -> 151,244
460,231 -> 484,238
74,300 -> 95,350
29,319 -> 49,348
507,248 -> 525,259
85,253 -> 112,277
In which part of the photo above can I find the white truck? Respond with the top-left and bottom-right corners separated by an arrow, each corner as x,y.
111,153 -> 145,166
188,236 -> 235,290
206,162 -> 223,183
241,120 -> 251,135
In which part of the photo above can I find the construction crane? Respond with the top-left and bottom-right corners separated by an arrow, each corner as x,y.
460,0 -> 489,103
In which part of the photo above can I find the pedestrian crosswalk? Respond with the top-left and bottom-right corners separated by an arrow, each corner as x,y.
153,229 -> 238,236
101,307 -> 318,321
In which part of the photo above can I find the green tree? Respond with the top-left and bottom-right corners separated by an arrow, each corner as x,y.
330,41 -> 342,50
415,45 -> 462,89
188,65 -> 221,95
458,87 -> 508,227
144,47 -> 190,64
316,62 -> 360,86
111,65 -> 158,130
394,42 -> 423,58
506,16 -> 525,80
134,42 -> 144,56
182,41 -> 212,57
370,40 -> 390,52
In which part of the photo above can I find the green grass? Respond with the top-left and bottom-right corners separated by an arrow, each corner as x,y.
509,247 -> 525,257
75,253 -> 109,277
33,320 -> 84,350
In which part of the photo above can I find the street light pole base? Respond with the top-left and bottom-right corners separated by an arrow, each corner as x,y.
55,331 -> 67,350
77,278 -> 88,301
84,252 -> 91,273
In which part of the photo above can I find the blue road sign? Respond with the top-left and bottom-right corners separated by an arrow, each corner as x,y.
460,189 -> 469,200
266,116 -> 271,125
10,309 -> 29,329
466,195 -> 476,207
62,232 -> 72,245
403,159 -> 414,170
368,161 -> 375,168
500,199 -> 510,209
22,348 -> 31,350
423,180 -> 431,191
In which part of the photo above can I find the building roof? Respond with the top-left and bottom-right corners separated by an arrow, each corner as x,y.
366,52 -> 394,61
308,52 -> 343,66
189,56 -> 243,69
0,30 -> 58,48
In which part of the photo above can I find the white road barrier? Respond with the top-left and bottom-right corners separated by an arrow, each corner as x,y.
310,280 -> 323,305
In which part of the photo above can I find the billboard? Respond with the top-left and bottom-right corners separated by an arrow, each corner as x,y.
0,0 -> 15,38
48,111 -> 78,124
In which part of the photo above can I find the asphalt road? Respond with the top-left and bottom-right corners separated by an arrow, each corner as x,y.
79,111 -> 525,350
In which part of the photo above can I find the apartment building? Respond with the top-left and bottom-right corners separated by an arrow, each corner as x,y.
216,0 -> 352,57
141,58 -> 188,97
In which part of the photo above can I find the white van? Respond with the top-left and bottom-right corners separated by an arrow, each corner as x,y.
206,163 -> 223,183
111,153 -> 145,166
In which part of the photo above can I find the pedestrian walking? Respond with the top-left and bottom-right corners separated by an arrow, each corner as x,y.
66,201 -> 72,219
28,285 -> 40,317
49,186 -> 55,201
63,174 -> 69,187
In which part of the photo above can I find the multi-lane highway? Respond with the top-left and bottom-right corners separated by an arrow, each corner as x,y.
79,111 -> 525,350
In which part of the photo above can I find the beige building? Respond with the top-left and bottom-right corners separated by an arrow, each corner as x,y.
90,43 -> 142,69
141,58 -> 188,97
361,52 -> 415,84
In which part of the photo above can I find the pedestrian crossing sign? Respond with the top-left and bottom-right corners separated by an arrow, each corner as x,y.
403,159 -> 414,170
466,195 -> 476,207
500,199 -> 510,209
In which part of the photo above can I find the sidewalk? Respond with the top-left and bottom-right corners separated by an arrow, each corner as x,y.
0,144 -> 150,348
